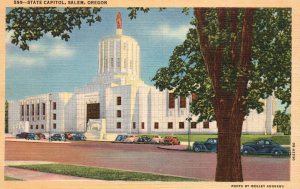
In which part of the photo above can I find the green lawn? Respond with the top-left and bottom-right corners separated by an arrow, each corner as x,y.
10,164 -> 203,181
147,134 -> 290,145
4,176 -> 22,181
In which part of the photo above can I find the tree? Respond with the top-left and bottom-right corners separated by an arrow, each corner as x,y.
273,111 -> 291,135
6,8 -> 102,50
153,8 -> 291,181
5,100 -> 8,133
6,8 -> 291,182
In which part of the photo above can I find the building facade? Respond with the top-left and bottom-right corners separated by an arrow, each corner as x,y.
8,13 -> 276,136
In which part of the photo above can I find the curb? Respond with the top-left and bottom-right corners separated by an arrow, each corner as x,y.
6,139 -> 71,144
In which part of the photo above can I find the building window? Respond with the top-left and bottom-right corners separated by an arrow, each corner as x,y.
117,58 -> 120,68
53,113 -> 56,120
37,104 -> 40,115
191,122 -> 197,129
132,122 -> 136,129
53,102 -> 56,110
168,122 -> 173,129
141,122 -> 145,129
117,96 -> 121,105
179,122 -> 185,129
42,103 -> 46,115
117,110 -> 121,117
30,125 -> 33,129
36,125 -> 38,129
41,124 -> 44,129
154,122 -> 159,129
26,105 -> 29,116
31,104 -> 34,116
203,121 -> 209,129
169,93 -> 175,109
192,93 -> 198,102
53,123 -> 56,129
111,58 -> 114,67
21,105 -> 24,116
117,122 -> 121,129
180,96 -> 186,108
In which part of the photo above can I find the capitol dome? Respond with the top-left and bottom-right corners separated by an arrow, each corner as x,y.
97,12 -> 141,85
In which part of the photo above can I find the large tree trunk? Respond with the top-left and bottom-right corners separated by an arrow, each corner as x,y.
215,116 -> 243,181
194,8 -> 255,181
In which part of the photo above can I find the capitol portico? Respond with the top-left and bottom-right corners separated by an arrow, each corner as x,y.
8,12 -> 276,139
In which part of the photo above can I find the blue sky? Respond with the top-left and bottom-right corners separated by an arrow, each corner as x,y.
6,8 -> 193,100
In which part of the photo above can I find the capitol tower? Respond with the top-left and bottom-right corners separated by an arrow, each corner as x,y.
97,12 -> 142,86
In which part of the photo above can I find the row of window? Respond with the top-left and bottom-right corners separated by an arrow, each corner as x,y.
116,121 -> 210,129
169,93 -> 198,109
21,102 -> 56,116
21,113 -> 57,122
29,123 -> 57,130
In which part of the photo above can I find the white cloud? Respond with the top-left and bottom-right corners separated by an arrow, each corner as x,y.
6,36 -> 76,68
149,24 -> 190,41
5,31 -> 13,45
48,42 -> 75,58
30,43 -> 47,52
6,56 -> 43,68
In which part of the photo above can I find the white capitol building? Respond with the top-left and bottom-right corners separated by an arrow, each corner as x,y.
8,13 -> 277,139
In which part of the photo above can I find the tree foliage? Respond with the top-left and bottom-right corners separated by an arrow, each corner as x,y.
273,110 -> 291,135
6,8 -> 102,50
153,9 -> 291,123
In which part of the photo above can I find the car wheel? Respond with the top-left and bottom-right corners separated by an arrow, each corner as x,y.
194,147 -> 201,152
242,149 -> 250,155
272,150 -> 283,156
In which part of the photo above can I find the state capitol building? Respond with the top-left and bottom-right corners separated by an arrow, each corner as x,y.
8,13 -> 276,139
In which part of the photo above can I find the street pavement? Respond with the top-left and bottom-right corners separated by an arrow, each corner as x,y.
5,140 -> 290,181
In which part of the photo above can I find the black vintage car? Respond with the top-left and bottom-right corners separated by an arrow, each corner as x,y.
16,132 -> 29,139
241,139 -> 289,156
193,138 -> 218,152
137,135 -> 152,144
26,133 -> 40,140
50,134 -> 66,141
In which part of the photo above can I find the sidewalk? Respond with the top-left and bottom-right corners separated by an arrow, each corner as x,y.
6,138 -> 71,144
5,161 -> 95,181
158,144 -> 188,151
5,167 -> 95,181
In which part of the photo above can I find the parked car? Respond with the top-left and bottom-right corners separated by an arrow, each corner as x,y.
137,135 -> 152,143
193,138 -> 218,152
26,133 -> 40,140
164,136 -> 180,145
50,134 -> 66,141
72,133 -> 86,141
36,132 -> 46,140
241,139 -> 289,156
64,132 -> 73,140
151,135 -> 164,144
123,134 -> 139,143
114,134 -> 128,142
16,132 -> 29,139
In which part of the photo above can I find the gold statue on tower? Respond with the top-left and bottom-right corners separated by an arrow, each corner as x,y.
116,12 -> 122,29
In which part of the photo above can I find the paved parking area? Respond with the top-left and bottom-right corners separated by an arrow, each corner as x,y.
5,141 -> 290,181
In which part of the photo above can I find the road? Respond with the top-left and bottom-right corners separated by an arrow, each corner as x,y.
5,141 -> 290,181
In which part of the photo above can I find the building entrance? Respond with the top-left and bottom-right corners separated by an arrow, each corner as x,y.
86,103 -> 100,123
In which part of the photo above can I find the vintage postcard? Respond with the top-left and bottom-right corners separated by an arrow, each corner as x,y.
0,0 -> 299,189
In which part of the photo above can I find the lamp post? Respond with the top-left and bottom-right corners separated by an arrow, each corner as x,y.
186,96 -> 192,151
49,93 -> 52,142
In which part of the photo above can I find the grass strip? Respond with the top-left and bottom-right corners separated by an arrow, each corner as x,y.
5,176 -> 22,181
10,164 -> 203,181
147,134 -> 290,145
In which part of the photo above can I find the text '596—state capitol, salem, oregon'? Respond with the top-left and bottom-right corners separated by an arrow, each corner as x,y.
8,12 -> 277,140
